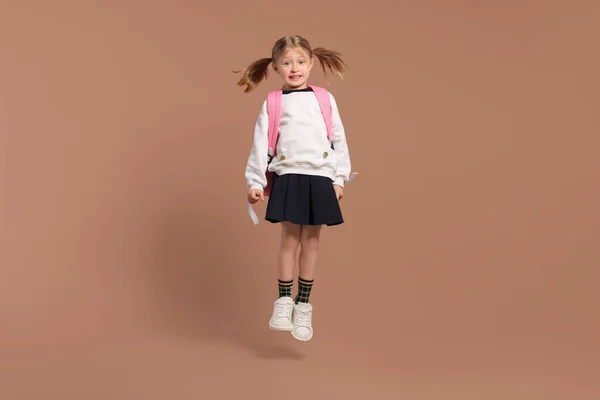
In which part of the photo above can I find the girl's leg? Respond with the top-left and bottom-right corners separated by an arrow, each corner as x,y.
277,221 -> 302,283
269,221 -> 301,332
295,224 -> 322,303
290,224 -> 322,342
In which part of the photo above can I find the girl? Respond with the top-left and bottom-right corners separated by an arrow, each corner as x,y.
236,35 -> 355,342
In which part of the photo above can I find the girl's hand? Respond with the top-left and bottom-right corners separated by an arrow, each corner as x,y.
333,184 -> 344,201
248,189 -> 264,204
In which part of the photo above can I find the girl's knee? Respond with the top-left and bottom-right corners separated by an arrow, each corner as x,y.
281,223 -> 301,251
300,225 -> 321,247
281,235 -> 300,251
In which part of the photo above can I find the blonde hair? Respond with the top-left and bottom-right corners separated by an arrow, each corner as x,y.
234,35 -> 347,93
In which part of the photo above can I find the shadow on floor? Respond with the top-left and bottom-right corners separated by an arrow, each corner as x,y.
143,205 -> 306,361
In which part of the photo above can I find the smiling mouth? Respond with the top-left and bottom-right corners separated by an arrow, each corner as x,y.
289,75 -> 302,80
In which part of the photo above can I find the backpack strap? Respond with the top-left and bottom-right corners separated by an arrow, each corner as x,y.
309,85 -> 333,142
248,91 -> 282,226
310,85 -> 359,183
268,86 -> 330,148
266,90 -> 283,157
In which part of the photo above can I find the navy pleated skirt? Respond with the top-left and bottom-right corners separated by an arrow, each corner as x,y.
265,173 -> 344,226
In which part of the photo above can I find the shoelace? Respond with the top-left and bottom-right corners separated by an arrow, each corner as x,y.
295,309 -> 312,327
275,302 -> 293,318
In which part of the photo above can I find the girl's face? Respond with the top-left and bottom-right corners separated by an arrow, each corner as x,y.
273,47 -> 314,90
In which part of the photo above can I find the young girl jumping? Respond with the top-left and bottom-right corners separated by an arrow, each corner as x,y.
237,35 -> 355,342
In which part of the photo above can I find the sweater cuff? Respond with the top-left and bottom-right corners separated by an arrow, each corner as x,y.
333,177 -> 345,188
249,183 -> 264,191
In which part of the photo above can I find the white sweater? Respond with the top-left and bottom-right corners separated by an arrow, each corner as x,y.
244,88 -> 352,191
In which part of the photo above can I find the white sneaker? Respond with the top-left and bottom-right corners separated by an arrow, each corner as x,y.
269,296 -> 294,331
291,302 -> 313,341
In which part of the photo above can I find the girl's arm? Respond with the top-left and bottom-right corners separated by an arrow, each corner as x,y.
244,100 -> 269,191
329,94 -> 352,187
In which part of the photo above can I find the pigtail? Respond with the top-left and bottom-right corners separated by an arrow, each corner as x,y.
233,57 -> 273,93
312,47 -> 347,81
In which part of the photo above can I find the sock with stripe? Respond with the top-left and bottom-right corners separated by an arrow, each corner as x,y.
278,279 -> 293,298
295,277 -> 314,304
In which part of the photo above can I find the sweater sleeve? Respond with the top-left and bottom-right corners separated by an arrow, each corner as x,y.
329,93 -> 352,187
244,100 -> 269,191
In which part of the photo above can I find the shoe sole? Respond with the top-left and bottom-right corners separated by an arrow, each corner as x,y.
290,329 -> 313,341
269,321 -> 292,331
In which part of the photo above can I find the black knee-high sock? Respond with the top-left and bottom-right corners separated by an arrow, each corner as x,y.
278,279 -> 293,298
295,277 -> 314,304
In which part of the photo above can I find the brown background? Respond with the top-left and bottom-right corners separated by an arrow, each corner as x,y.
1,0 -> 599,399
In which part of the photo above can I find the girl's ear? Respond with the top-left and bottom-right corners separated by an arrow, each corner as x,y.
309,56 -> 315,70
272,62 -> 278,72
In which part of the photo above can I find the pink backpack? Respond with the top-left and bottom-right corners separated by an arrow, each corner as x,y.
263,85 -> 333,196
